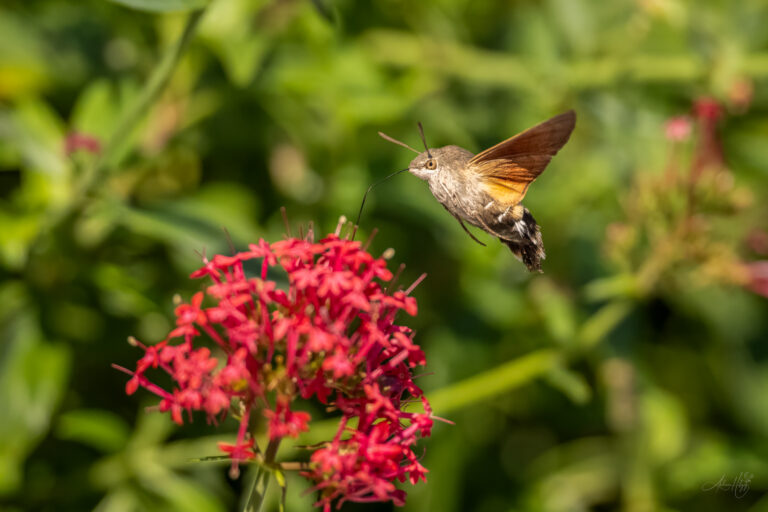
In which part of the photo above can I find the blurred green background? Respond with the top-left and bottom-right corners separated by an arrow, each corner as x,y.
2,0 -> 768,510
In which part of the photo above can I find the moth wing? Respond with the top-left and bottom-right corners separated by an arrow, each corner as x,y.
474,155 -> 553,205
470,110 -> 576,205
470,110 -> 576,164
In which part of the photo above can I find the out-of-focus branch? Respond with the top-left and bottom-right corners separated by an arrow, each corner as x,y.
36,8 -> 206,244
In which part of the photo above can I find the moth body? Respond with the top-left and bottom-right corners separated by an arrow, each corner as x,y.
408,145 -> 546,271
387,110 -> 576,272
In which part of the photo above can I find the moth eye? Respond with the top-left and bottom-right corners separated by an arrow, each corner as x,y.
425,159 -> 437,170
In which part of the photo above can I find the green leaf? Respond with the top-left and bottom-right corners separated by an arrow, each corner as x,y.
0,285 -> 70,495
577,301 -> 632,349
200,0 -> 269,86
56,409 -> 130,453
105,0 -> 210,13
188,455 -> 232,463
641,388 -> 688,465
545,365 -> 592,404
0,210 -> 40,270
460,273 -> 530,328
274,469 -> 287,512
245,465 -> 271,512
70,80 -> 126,141
273,469 -> 285,488
583,274 -> 641,301
529,278 -> 578,346
4,97 -> 67,176
140,471 -> 226,512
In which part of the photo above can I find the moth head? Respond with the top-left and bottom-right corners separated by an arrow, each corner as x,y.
378,122 -> 439,181
407,151 -> 439,180
406,121 -> 441,180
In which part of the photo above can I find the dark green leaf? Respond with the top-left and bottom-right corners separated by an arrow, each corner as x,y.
105,0 -> 209,13
56,409 -> 130,453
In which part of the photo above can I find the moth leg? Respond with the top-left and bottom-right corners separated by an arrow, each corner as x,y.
438,203 -> 486,246
454,215 -> 486,246
472,213 -> 506,240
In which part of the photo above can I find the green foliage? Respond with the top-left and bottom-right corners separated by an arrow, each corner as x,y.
106,0 -> 210,13
0,284 -> 70,495
0,0 -> 767,511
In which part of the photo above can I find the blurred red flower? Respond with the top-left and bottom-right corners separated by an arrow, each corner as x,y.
693,97 -> 723,122
64,132 -> 101,155
746,261 -> 768,298
691,96 -> 725,176
665,116 -> 692,142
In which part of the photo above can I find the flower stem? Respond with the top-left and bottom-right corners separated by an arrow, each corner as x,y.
245,439 -> 282,512
98,9 -> 206,174
428,348 -> 559,414
279,461 -> 310,471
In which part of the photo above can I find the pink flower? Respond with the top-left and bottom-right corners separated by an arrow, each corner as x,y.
665,116 -> 692,142
746,261 -> 768,297
303,420 -> 426,510
218,439 -> 257,462
64,132 -> 101,156
263,397 -> 311,440
746,229 -> 768,256
116,227 -> 433,509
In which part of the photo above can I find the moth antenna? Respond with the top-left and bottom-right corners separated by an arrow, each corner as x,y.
378,131 -> 420,154
417,122 -> 432,158
352,168 -> 409,240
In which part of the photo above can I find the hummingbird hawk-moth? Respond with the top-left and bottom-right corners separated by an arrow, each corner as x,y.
379,111 -> 576,272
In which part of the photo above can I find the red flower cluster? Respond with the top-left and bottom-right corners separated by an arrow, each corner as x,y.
115,227 -> 433,509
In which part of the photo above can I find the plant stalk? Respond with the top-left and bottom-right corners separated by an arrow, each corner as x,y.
245,439 -> 282,512
38,8 -> 206,241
